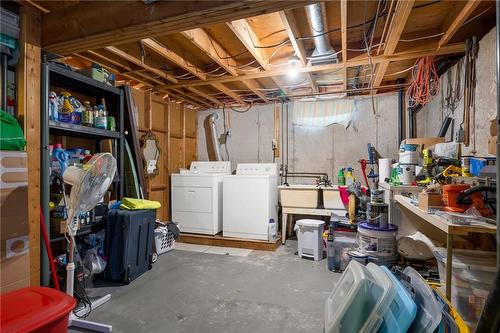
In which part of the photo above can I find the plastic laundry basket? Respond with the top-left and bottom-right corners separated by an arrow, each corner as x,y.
154,226 -> 176,255
294,219 -> 324,261
324,261 -> 395,333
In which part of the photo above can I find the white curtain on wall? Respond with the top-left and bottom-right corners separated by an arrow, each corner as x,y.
292,98 -> 356,127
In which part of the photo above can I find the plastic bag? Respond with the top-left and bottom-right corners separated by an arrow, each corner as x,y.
83,247 -> 106,274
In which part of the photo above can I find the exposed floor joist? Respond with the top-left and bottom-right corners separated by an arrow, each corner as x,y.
340,0 -> 348,91
279,10 -> 317,92
373,0 -> 415,90
161,43 -> 465,89
42,1 -> 318,54
437,0 -> 482,49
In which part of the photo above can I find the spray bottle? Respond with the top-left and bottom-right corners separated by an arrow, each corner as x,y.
337,168 -> 345,185
345,167 -> 355,186
52,143 -> 68,174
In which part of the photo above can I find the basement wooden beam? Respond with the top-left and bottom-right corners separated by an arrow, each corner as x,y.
340,0 -> 348,90
373,0 -> 415,89
187,87 -> 222,106
437,0 -> 481,49
172,89 -> 211,108
105,46 -> 178,83
162,42 -> 465,89
279,10 -> 317,92
42,1 -> 317,54
141,38 -> 207,80
212,83 -> 245,105
181,28 -> 239,76
181,28 -> 269,103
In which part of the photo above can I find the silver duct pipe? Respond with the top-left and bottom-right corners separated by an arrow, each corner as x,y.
305,3 -> 338,65
208,113 -> 223,161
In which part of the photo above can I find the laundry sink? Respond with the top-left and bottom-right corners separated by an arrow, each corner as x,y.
278,185 -> 319,208
278,185 -> 346,211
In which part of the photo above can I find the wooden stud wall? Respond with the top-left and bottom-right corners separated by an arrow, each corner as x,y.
17,5 -> 41,287
131,89 -> 197,220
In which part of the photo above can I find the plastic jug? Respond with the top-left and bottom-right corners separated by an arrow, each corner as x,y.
337,168 -> 345,185
52,144 -> 68,174
345,167 -> 355,186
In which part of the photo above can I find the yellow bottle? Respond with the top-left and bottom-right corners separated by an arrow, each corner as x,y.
345,167 -> 355,186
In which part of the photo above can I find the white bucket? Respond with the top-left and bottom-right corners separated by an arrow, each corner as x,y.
378,158 -> 392,183
398,164 -> 416,185
357,222 -> 398,257
399,150 -> 419,164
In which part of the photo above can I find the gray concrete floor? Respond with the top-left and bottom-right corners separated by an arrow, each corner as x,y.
78,240 -> 341,333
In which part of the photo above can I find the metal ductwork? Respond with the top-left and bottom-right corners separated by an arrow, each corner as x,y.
305,3 -> 338,66
207,113 -> 223,161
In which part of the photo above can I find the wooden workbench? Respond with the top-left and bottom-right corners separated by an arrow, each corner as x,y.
394,194 -> 496,299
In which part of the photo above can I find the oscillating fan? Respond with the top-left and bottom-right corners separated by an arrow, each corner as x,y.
62,153 -> 116,332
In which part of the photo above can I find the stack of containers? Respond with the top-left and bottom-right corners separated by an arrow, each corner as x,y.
324,261 -> 417,333
433,248 -> 497,330
398,144 -> 419,185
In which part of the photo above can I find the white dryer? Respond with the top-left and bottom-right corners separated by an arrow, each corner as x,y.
223,163 -> 278,240
171,161 -> 231,235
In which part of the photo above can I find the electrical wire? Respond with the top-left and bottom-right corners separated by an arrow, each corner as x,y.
230,101 -> 254,113
399,32 -> 444,42
406,56 -> 440,108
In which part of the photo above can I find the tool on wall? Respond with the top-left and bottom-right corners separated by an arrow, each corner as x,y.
462,37 -> 478,148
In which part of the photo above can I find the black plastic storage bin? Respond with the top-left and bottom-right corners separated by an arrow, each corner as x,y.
104,209 -> 156,283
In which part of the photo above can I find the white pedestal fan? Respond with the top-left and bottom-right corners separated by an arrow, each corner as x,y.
62,153 -> 116,332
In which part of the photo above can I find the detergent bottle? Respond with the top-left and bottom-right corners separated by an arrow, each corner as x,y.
52,143 -> 68,174
345,167 -> 355,186
337,168 -> 345,185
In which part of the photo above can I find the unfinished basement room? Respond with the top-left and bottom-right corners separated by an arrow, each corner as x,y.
1,0 -> 500,332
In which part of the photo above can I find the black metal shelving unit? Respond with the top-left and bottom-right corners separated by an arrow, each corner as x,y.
41,62 -> 124,286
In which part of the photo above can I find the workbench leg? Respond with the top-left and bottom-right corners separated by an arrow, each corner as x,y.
446,234 -> 453,300
282,213 -> 288,244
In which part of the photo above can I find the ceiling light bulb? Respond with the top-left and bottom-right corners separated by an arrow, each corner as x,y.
288,54 -> 300,78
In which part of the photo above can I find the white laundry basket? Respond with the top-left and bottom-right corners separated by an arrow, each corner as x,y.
294,219 -> 325,261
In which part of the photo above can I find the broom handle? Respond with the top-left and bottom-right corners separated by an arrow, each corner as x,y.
40,208 -> 60,290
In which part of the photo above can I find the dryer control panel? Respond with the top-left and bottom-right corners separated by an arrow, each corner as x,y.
190,161 -> 231,174
236,163 -> 277,175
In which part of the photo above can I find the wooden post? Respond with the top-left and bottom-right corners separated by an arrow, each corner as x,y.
17,5 -> 42,286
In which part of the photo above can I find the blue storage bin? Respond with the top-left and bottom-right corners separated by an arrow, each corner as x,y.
378,266 -> 417,333
470,157 -> 495,176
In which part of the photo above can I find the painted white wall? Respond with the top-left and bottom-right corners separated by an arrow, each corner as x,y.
197,93 -> 400,183
415,26 -> 497,156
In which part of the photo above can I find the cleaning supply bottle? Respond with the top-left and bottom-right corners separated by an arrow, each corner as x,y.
345,167 -> 355,186
337,168 -> 345,185
326,220 -> 339,272
52,143 -> 68,174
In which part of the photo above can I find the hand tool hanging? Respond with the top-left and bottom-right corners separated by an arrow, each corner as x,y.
462,37 -> 478,147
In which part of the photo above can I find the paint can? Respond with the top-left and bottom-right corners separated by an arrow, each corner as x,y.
357,222 -> 398,257
399,143 -> 419,152
347,249 -> 369,265
366,202 -> 389,228
378,158 -> 392,183
399,150 -> 419,164
370,189 -> 385,204
398,164 -> 416,185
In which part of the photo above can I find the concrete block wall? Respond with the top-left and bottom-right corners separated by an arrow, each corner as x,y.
197,93 -> 400,183
415,26 -> 497,156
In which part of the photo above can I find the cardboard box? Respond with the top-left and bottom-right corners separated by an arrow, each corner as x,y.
488,119 -> 497,155
418,192 -> 443,211
402,137 -> 446,150
1,151 -> 30,293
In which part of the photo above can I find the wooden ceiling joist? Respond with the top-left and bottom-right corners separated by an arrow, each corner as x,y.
187,87 -> 222,106
42,1 -> 317,54
172,89 -> 211,108
437,0 -> 482,49
227,18 -> 289,96
241,79 -> 270,103
212,82 -> 245,105
104,46 -> 177,83
181,28 -> 269,103
340,0 -> 348,90
162,42 -> 465,90
373,0 -> 415,89
141,38 -> 207,81
279,10 -> 317,92
181,28 -> 239,77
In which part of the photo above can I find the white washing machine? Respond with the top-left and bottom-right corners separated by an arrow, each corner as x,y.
223,163 -> 278,240
171,161 -> 231,235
